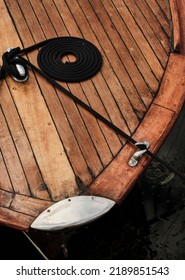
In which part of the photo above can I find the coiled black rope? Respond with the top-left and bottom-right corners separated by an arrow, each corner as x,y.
0,37 -> 102,83
37,37 -> 102,82
1,36 -> 185,181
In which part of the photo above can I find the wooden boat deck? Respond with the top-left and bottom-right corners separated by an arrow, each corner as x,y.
0,0 -> 185,230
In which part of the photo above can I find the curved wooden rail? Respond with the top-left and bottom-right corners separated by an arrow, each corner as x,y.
86,0 -> 185,203
86,53 -> 185,202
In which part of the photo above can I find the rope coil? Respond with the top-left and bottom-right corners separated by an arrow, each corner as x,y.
37,37 -> 102,82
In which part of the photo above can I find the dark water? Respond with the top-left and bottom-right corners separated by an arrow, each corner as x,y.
1,104 -> 185,260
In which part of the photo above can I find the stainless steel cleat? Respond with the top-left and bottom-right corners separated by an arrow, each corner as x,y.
128,141 -> 150,167
7,47 -> 28,82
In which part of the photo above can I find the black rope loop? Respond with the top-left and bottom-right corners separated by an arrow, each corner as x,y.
37,37 -> 103,82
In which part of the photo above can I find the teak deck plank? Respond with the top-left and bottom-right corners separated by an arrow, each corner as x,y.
0,189 -> 14,208
175,0 -> 185,54
10,195 -> 53,217
0,80 -> 49,199
136,0 -> 170,51
0,106 -> 30,196
112,0 -> 164,78
123,0 -> 168,68
1,0 -> 184,231
100,0 -> 159,93
0,151 -> 13,192
147,0 -> 171,37
156,0 -> 171,20
80,0 -> 152,110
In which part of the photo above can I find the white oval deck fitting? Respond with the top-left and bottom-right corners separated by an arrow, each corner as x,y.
31,196 -> 116,231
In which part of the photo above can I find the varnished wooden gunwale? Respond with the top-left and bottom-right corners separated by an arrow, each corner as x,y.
86,53 -> 185,202
0,0 -> 185,231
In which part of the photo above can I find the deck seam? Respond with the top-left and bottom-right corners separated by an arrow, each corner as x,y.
112,0 -> 164,81
52,0 -> 123,154
0,205 -> 35,218
23,0 -> 116,178
136,0 -> 171,54
99,0 -> 161,96
53,0 -> 127,150
16,0 -> 105,181
88,0 -> 150,113
0,104 -> 31,196
2,72 -> 51,200
33,0 -> 117,168
70,0 -> 139,131
153,102 -> 176,113
0,148 -> 14,192
124,0 -> 170,62
146,0 -> 171,38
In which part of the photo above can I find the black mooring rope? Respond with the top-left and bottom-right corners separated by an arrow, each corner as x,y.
1,37 -> 185,181
37,37 -> 102,82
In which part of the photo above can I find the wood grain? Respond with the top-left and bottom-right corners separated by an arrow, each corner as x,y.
170,0 -> 181,51
176,0 -> 185,54
1,0 -> 78,202
0,0 -> 175,230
